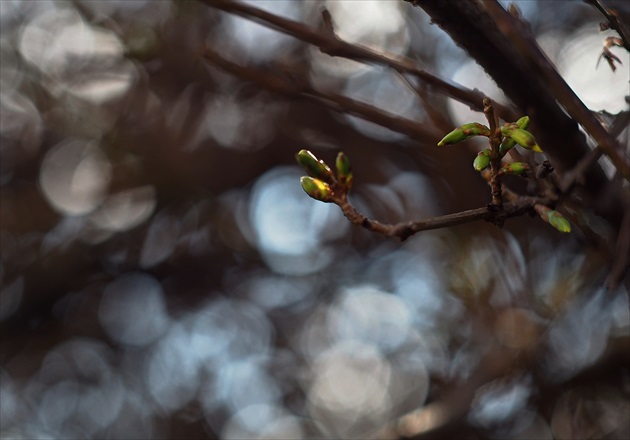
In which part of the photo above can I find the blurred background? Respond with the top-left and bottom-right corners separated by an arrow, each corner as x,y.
1,1 -> 628,439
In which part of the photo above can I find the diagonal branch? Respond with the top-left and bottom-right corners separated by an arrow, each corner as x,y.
481,0 -> 630,182
200,47 -> 440,141
404,0 -> 627,228
198,0 -> 517,120
585,0 -> 630,51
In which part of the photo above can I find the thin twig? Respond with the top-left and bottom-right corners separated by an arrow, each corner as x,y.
200,47 -> 440,141
334,191 -> 541,241
585,0 -> 630,51
405,0 -> 626,233
560,111 -> 630,193
198,0 -> 517,119
559,147 -> 603,193
395,72 -> 453,132
484,97 -> 503,209
482,0 -> 630,182
374,336 -> 535,439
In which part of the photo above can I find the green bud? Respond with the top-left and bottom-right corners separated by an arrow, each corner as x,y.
438,123 -> 491,146
296,150 -> 335,184
500,126 -> 542,153
335,151 -> 353,189
500,162 -> 530,175
335,152 -> 351,176
499,139 -> 514,157
473,149 -> 491,171
300,176 -> 333,202
499,138 -> 515,156
547,210 -> 571,233
499,116 -> 530,156
535,205 -> 571,233
515,116 -> 530,130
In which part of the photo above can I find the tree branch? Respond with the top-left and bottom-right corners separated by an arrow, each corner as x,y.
334,191 -> 541,241
198,0 -> 517,120
585,0 -> 630,51
481,0 -> 630,181
404,0 -> 627,228
200,47 -> 440,141
484,98 -> 504,209
560,111 -> 630,198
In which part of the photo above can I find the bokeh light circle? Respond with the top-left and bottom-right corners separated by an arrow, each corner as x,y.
39,139 -> 112,216
99,273 -> 169,347
248,166 -> 348,275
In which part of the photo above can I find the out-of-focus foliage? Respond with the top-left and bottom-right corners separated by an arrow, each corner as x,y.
0,1 -> 628,439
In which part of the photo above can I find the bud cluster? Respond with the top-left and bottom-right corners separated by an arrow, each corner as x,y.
436,113 -> 570,233
296,109 -> 570,234
295,149 -> 353,202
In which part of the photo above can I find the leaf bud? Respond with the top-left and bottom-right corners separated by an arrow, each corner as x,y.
335,151 -> 353,189
438,123 -> 491,146
295,150 -> 335,184
500,162 -> 530,175
547,210 -> 571,233
499,117 -> 529,156
473,149 -> 491,171
500,126 -> 542,152
514,116 -> 530,130
535,205 -> 571,233
499,139 -> 514,157
300,176 -> 333,202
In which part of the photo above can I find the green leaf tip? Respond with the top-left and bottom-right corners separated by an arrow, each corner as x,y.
295,149 -> 335,184
438,123 -> 491,147
300,176 -> 333,202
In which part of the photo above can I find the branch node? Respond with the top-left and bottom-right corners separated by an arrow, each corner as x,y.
320,8 -> 335,35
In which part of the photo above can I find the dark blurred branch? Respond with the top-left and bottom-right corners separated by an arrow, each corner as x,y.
559,147 -> 603,194
481,0 -> 630,181
404,0 -> 628,228
198,0 -> 516,120
200,47 -> 440,141
560,111 -> 630,192
608,202 -> 630,289
585,0 -> 630,50
396,73 -> 454,132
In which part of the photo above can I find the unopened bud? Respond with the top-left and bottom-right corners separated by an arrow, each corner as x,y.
514,116 -> 530,129
547,210 -> 571,233
500,126 -> 542,152
473,149 -> 491,171
499,116 -> 530,156
335,151 -> 353,189
500,162 -> 530,175
296,149 -> 335,184
535,205 -> 570,233
438,123 -> 491,146
300,176 -> 333,202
